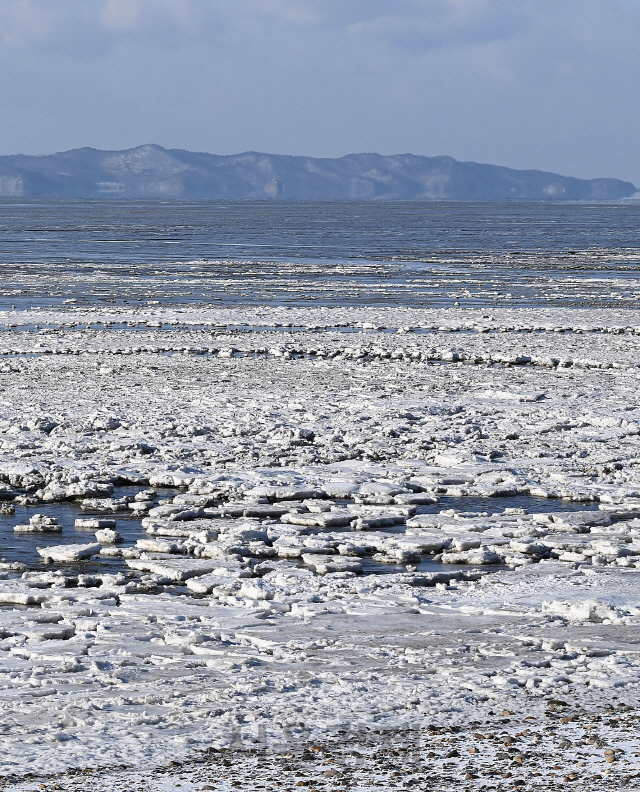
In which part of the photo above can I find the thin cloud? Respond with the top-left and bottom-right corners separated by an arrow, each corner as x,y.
0,0 -> 219,56
0,0 -> 528,56
249,0 -> 528,49
0,0 -> 635,60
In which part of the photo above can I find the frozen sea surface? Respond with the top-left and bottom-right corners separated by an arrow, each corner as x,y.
0,202 -> 638,789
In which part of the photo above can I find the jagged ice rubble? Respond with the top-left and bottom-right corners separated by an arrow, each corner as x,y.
0,305 -> 639,790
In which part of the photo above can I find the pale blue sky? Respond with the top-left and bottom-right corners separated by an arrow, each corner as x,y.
0,0 -> 638,185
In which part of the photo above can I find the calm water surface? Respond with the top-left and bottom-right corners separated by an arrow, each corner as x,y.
0,200 -> 638,310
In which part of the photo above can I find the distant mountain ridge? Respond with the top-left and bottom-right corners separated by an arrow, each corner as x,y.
0,144 -> 635,200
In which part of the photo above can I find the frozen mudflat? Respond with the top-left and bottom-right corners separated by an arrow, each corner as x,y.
0,304 -> 639,790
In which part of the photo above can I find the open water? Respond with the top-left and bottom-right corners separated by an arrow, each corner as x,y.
0,200 -> 639,310
0,491 -> 600,574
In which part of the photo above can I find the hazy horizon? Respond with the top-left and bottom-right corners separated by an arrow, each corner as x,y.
1,143 -> 636,188
1,144 -> 634,200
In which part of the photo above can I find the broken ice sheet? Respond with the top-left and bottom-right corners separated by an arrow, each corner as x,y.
0,302 -> 639,782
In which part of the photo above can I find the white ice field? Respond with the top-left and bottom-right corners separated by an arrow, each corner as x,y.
0,304 -> 639,789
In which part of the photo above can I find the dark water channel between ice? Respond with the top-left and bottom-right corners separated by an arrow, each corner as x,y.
0,490 -> 601,577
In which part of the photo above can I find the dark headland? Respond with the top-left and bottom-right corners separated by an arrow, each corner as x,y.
0,144 -> 635,200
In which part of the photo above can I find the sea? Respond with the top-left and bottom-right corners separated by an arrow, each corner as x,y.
0,199 -> 639,310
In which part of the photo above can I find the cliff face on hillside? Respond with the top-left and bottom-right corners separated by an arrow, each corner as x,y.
0,144 -> 634,200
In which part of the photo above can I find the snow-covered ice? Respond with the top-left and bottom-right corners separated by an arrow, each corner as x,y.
0,304 -> 639,789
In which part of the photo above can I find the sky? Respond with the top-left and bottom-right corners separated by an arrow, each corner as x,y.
0,0 -> 639,185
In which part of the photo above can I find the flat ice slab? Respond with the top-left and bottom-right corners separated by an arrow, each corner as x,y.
125,557 -> 223,581
36,542 -> 101,562
301,553 -> 363,574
